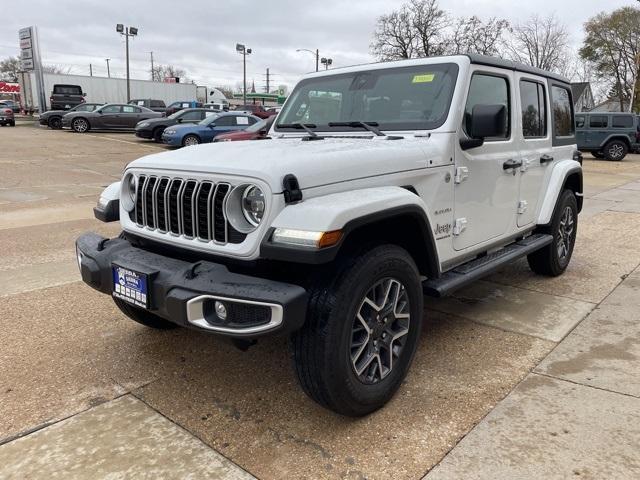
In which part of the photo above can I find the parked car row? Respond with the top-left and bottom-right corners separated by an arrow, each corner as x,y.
0,102 -> 15,126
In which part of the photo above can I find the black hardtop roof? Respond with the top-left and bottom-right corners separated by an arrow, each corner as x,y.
465,54 -> 570,85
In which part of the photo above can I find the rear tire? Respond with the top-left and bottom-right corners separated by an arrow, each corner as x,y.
48,116 -> 62,129
182,134 -> 200,147
9,121 -> 15,127
527,189 -> 577,277
603,140 -> 627,161
291,245 -> 423,416
113,297 -> 178,330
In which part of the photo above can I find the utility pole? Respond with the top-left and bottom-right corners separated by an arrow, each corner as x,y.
105,58 -> 111,78
116,24 -> 138,102
296,48 -> 320,72
236,43 -> 252,105
150,51 -> 155,81
89,63 -> 93,76
265,68 -> 270,93
315,48 -> 319,72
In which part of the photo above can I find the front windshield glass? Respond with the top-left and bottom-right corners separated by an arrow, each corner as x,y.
199,113 -> 221,125
168,110 -> 186,120
245,117 -> 271,132
276,63 -> 458,132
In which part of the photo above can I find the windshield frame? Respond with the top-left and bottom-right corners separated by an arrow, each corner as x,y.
275,62 -> 459,133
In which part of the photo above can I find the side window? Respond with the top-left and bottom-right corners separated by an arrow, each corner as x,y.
180,110 -> 202,121
214,116 -> 234,126
464,73 -> 510,140
589,115 -> 608,128
520,80 -> 547,138
576,115 -> 585,128
551,86 -> 574,137
248,117 -> 258,125
101,105 -> 121,114
236,116 -> 250,126
612,115 -> 633,128
122,105 -> 138,113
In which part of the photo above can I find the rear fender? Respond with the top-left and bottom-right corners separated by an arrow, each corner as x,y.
537,160 -> 582,225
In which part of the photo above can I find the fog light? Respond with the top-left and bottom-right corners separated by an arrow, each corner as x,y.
214,301 -> 227,320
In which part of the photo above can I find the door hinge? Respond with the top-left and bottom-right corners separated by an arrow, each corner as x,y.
517,200 -> 528,214
520,159 -> 531,172
453,218 -> 467,236
454,167 -> 469,184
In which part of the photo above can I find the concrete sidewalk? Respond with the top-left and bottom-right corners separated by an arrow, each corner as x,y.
426,268 -> 640,479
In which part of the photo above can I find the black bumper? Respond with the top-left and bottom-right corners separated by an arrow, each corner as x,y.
39,118 -> 49,125
135,129 -> 154,139
75,232 -> 308,338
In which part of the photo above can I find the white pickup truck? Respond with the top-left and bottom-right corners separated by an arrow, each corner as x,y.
77,54 -> 582,416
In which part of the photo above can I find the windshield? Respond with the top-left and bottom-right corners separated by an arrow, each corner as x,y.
276,63 -> 458,132
245,116 -> 274,133
168,110 -> 187,119
199,113 -> 221,125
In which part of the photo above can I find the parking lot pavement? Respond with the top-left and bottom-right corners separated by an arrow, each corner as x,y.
1,125 -> 639,479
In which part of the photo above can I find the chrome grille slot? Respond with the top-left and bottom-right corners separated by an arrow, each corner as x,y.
133,175 -> 239,244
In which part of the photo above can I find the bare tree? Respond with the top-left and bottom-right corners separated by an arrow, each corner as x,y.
410,0 -> 448,57
507,14 -> 570,73
0,56 -> 20,81
370,5 -> 417,60
447,16 -> 510,56
151,64 -> 188,82
42,64 -> 71,75
580,6 -> 640,112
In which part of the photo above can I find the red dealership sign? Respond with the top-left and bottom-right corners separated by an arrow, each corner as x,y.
0,82 -> 20,93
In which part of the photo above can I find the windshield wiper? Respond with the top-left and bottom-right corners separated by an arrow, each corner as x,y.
276,122 -> 324,140
328,121 -> 403,139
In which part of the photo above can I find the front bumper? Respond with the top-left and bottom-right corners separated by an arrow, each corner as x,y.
75,232 -> 307,338
39,117 -> 49,125
161,133 -> 181,145
135,129 -> 154,139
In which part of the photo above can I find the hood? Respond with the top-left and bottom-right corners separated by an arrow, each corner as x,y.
138,117 -> 173,127
128,136 -> 438,192
64,110 -> 99,119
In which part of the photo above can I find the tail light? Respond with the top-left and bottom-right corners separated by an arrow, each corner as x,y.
3,109 -> 11,115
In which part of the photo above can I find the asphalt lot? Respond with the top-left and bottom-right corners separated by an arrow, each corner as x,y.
0,118 -> 639,479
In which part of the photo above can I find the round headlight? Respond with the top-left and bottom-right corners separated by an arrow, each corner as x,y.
242,186 -> 265,226
225,184 -> 266,233
121,174 -> 137,212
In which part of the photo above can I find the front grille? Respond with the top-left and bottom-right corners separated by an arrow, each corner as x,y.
132,175 -> 245,245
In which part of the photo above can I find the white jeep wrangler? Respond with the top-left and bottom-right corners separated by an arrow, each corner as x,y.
77,54 -> 582,416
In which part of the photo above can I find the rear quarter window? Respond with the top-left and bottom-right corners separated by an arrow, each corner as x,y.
551,85 -> 573,137
612,116 -> 633,128
53,85 -> 83,95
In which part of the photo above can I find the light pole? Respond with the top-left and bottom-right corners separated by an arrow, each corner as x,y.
116,24 -> 138,102
321,57 -> 333,70
296,48 -> 319,72
236,43 -> 252,105
105,58 -> 111,78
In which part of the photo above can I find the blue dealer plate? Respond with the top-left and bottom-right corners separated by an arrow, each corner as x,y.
112,265 -> 149,308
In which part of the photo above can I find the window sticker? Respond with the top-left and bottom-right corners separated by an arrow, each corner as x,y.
412,73 -> 435,83
237,116 -> 249,125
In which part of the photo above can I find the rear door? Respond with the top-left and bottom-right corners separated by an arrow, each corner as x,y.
120,105 -> 140,127
515,74 -> 552,227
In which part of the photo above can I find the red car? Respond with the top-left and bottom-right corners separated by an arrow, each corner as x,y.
0,103 -> 15,126
214,116 -> 274,142
235,104 -> 276,119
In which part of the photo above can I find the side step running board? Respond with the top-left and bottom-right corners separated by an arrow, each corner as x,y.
423,233 -> 553,297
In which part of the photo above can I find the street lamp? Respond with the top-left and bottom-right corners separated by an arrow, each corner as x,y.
236,43 -> 252,105
321,57 -> 333,70
296,48 -> 319,72
116,24 -> 138,102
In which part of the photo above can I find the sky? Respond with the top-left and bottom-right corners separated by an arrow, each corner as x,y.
0,0 -> 633,92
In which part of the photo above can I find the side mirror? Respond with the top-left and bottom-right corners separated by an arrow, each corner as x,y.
176,118 -> 183,123
461,104 -> 507,150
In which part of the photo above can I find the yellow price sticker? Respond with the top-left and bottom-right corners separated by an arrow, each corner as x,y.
412,73 -> 435,83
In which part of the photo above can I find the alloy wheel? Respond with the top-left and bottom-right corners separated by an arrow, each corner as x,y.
557,206 -> 575,261
350,277 -> 410,384
184,135 -> 199,146
73,119 -> 88,132
608,143 -> 624,160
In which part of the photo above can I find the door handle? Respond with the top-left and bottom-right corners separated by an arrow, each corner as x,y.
503,159 -> 523,170
540,154 -> 554,164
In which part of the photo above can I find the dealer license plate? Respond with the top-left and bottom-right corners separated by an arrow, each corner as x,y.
112,265 -> 149,308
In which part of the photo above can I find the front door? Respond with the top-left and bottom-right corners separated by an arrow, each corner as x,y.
453,68 -> 520,251
98,105 -> 122,128
515,74 -> 553,227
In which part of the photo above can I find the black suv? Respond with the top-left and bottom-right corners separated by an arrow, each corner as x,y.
576,112 -> 639,161
50,84 -> 85,110
129,99 -> 166,113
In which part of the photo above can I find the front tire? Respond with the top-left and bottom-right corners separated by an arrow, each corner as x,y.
48,116 -> 62,129
604,140 -> 627,161
153,127 -> 164,142
182,134 -> 200,147
113,297 -> 178,330
291,245 -> 423,416
527,189 -> 578,276
72,117 -> 90,133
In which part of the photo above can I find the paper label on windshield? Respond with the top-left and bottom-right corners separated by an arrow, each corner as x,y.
412,73 -> 435,83
237,117 -> 249,125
